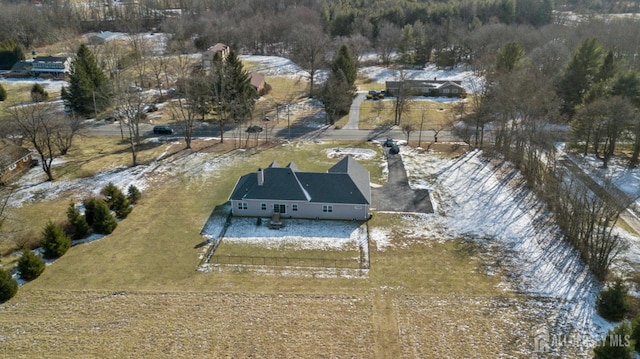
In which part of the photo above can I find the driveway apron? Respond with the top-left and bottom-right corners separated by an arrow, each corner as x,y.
371,151 -> 434,213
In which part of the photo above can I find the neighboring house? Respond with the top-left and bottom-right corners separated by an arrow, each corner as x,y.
385,79 -> 467,98
249,72 -> 267,96
30,56 -> 71,79
0,139 -> 33,184
5,61 -> 33,78
88,31 -> 122,45
229,156 -> 371,221
202,43 -> 230,67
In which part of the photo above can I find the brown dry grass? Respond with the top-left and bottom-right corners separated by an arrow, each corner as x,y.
0,141 -> 550,357
359,99 -> 458,130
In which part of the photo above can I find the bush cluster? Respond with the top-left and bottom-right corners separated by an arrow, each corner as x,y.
1,183 -> 142,303
596,279 -> 630,322
17,250 -> 45,281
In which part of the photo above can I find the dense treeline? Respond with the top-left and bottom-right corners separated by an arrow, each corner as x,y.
0,0 -> 556,57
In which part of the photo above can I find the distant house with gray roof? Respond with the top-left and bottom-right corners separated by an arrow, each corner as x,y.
0,139 -> 33,184
385,79 -> 467,98
229,156 -> 371,220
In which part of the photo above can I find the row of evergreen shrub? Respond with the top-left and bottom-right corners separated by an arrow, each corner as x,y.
0,183 -> 141,303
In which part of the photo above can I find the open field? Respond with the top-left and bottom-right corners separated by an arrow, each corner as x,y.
0,140 -> 610,357
358,98 -> 463,130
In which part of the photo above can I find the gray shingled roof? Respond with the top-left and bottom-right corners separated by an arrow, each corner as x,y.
0,139 -> 30,169
229,167 -> 310,201
328,156 -> 371,204
229,156 -> 370,205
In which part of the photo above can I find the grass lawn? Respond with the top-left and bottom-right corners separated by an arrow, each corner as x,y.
359,98 -> 461,130
0,141 -> 553,357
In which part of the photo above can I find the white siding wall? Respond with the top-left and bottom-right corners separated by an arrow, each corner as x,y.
230,199 -> 369,220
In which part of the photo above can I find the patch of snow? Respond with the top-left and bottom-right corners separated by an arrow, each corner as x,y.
399,148 -> 612,351
359,63 -> 484,94
219,217 -> 363,251
240,55 -> 327,82
325,148 -> 376,160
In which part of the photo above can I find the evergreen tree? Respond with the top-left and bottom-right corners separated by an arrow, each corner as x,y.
0,268 -> 18,303
66,202 -> 90,240
557,37 -> 604,118
127,185 -> 141,204
495,41 -> 525,73
593,322 -> 632,359
209,50 -> 256,143
41,221 -> 71,259
100,183 -> 132,219
331,44 -> 357,89
321,68 -> 353,124
631,315 -> 640,352
83,198 -> 117,234
0,83 -> 6,102
598,51 -> 617,83
0,39 -> 25,70
321,44 -> 357,125
30,83 -> 48,102
17,250 -> 45,281
596,279 -> 629,322
62,44 -> 109,117
224,50 -> 256,123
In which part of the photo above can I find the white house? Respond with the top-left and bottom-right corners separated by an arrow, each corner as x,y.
229,156 -> 371,220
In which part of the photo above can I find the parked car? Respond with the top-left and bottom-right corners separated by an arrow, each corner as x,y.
383,137 -> 395,147
153,125 -> 173,135
367,90 -> 379,100
246,125 -> 263,133
389,143 -> 400,154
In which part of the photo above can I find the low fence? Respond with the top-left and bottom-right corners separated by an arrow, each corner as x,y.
209,254 -> 361,269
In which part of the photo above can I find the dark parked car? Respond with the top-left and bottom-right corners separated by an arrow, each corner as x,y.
246,125 -> 263,133
383,137 -> 395,147
153,125 -> 173,135
389,143 -> 400,154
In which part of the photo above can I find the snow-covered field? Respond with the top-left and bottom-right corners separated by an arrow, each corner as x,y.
397,147 -> 614,355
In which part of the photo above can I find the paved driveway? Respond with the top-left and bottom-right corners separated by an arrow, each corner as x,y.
371,150 -> 434,213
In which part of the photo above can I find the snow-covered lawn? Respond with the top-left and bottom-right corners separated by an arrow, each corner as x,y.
397,147 -> 612,355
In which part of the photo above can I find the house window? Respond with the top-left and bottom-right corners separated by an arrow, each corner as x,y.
292,204 -> 298,211
22,156 -> 30,162
261,203 -> 267,211
322,205 -> 333,213
8,163 -> 17,171
274,204 -> 286,214
237,202 -> 247,210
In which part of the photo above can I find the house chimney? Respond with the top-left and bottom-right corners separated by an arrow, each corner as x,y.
257,168 -> 264,186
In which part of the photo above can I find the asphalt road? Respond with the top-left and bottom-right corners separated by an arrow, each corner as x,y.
81,120 -> 458,143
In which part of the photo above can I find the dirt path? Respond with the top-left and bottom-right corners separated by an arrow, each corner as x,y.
372,292 -> 401,359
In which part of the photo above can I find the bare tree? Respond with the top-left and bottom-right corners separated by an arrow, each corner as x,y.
53,113 -> 85,155
376,22 -> 402,67
171,59 -> 206,149
393,70 -> 412,126
289,23 -> 331,97
113,79 -> 150,167
401,122 -> 416,142
9,103 -> 62,181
